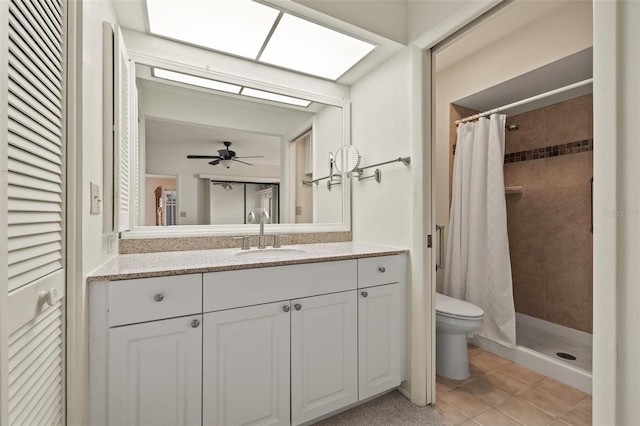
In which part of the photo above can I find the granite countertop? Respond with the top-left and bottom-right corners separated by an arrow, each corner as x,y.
88,242 -> 407,282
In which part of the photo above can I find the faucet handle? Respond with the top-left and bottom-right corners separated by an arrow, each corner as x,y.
272,234 -> 288,248
233,236 -> 250,250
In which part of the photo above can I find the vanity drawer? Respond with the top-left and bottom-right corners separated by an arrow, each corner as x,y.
109,274 -> 202,327
203,260 -> 357,312
357,255 -> 404,288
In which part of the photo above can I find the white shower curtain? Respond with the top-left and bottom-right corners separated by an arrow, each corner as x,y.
444,114 -> 516,348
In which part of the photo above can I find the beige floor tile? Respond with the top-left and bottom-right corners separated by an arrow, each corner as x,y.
460,420 -> 480,426
499,363 -> 545,385
439,389 -> 492,418
473,408 -> 524,426
533,378 -> 588,405
497,397 -> 554,426
575,396 -> 592,412
462,377 -> 511,406
437,374 -> 471,392
560,407 -> 592,426
434,399 -> 470,425
518,387 -> 576,417
484,370 -> 530,395
469,350 -> 513,375
548,420 -> 571,425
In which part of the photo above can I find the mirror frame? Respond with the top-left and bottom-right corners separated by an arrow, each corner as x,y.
125,52 -> 352,238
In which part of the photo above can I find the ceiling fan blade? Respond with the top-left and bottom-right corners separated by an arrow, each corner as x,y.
234,156 -> 264,159
187,155 -> 222,159
208,159 -> 221,165
232,159 -> 254,166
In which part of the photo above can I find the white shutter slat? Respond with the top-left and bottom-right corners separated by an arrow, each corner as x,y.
9,65 -> 62,125
9,116 -> 63,155
9,1 -> 62,69
8,145 -> 62,175
114,27 -> 132,232
8,56 -> 61,110
8,211 -> 62,225
9,17 -> 62,88
42,0 -> 62,25
7,63 -> 61,119
28,0 -> 62,44
8,184 -> 62,203
9,91 -> 62,136
10,0 -> 62,49
8,241 -> 62,266
9,103 -> 62,147
8,251 -> 62,279
9,198 -> 62,213
8,262 -> 62,293
8,172 -> 61,196
9,232 -> 61,251
8,222 -> 62,238
8,159 -> 62,185
8,301 -> 64,425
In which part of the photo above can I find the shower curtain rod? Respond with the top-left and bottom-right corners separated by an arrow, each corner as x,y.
455,78 -> 593,125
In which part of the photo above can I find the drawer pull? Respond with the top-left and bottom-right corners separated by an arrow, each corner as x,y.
294,304 -> 302,311
378,267 -> 386,273
191,319 -> 200,328
361,291 -> 368,298
154,293 -> 165,302
283,305 -> 290,313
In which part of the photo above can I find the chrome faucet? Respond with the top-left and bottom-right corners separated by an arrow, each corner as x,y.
258,211 -> 270,249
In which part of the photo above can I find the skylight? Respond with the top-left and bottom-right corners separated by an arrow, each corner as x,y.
145,0 -> 376,81
152,68 -> 312,107
153,68 -> 241,94
146,0 -> 279,60
240,88 -> 311,107
259,14 -> 375,80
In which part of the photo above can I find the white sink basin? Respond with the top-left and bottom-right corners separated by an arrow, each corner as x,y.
235,248 -> 308,259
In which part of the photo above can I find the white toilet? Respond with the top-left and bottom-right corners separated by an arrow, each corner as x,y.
435,292 -> 484,380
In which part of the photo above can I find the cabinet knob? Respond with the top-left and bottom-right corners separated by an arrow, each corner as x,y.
361,291 -> 368,298
378,267 -> 386,273
154,293 -> 165,302
191,319 -> 200,328
283,305 -> 290,313
38,288 -> 58,306
294,303 -> 302,311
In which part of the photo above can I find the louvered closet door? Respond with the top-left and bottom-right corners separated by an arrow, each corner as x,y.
3,0 -> 66,424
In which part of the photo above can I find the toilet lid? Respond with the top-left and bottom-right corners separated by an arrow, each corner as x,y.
436,293 -> 484,319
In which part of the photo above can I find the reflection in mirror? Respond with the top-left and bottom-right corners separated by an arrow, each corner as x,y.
135,64 -> 346,228
334,145 -> 361,174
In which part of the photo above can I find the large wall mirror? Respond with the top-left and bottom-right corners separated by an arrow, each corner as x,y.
129,56 -> 351,237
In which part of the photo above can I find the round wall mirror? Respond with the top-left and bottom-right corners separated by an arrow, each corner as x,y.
334,146 -> 361,173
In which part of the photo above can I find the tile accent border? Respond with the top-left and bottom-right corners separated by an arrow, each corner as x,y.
119,232 -> 353,254
504,139 -> 593,163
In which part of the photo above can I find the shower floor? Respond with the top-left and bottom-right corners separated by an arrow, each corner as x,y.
516,313 -> 592,372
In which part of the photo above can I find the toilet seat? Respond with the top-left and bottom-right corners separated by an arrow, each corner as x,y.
436,293 -> 484,320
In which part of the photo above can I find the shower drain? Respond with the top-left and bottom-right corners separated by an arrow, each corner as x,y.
556,352 -> 577,360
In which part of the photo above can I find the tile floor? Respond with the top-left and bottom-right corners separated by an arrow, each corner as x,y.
435,345 -> 592,426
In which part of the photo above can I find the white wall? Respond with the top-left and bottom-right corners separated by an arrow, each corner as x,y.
351,48 -> 412,247
593,1 -> 640,423
312,105 -> 344,223
433,0 -> 593,289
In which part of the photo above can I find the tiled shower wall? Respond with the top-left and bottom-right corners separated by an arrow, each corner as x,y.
449,94 -> 593,333
505,94 -> 593,333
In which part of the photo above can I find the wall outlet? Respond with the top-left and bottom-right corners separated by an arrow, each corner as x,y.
296,206 -> 302,216
90,182 -> 101,215
180,211 -> 187,218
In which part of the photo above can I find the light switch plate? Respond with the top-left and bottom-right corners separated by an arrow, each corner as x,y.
90,182 -> 101,215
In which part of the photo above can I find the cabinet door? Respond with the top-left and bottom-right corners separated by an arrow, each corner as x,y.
358,283 -> 402,400
291,291 -> 358,425
108,315 -> 202,426
203,302 -> 290,426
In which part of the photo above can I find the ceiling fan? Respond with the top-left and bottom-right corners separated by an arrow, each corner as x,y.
186,141 -> 263,169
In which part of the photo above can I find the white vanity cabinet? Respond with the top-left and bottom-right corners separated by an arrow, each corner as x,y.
90,251 -> 406,426
203,301 -> 291,426
109,315 -> 203,426
357,254 -> 405,400
291,291 -> 358,425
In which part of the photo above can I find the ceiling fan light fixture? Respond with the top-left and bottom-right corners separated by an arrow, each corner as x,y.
221,159 -> 233,169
